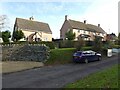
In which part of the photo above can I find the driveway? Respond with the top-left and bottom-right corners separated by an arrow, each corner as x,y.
2,55 -> 118,88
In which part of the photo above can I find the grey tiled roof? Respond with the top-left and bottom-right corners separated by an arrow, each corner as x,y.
68,19 -> 87,30
15,18 -> 52,34
68,19 -> 106,34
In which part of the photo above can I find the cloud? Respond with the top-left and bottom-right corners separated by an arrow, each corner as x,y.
0,0 -> 119,38
68,0 -> 119,36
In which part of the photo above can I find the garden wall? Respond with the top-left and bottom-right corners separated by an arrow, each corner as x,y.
2,44 -> 50,62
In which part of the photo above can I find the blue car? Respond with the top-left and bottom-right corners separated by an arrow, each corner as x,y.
73,50 -> 102,63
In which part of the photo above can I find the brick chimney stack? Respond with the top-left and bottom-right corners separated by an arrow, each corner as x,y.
98,24 -> 100,27
84,20 -> 86,24
29,16 -> 34,21
65,15 -> 68,21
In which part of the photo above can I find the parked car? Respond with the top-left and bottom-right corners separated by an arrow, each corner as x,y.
73,50 -> 102,63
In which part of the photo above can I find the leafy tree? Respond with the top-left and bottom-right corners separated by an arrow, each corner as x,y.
12,30 -> 24,42
1,30 -> 11,43
92,36 -> 103,52
65,29 -> 75,40
74,37 -> 85,50
0,15 -> 10,30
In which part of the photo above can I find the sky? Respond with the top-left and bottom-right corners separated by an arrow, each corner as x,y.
0,0 -> 119,38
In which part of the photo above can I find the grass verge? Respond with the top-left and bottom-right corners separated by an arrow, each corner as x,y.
65,64 -> 119,88
44,48 -> 76,65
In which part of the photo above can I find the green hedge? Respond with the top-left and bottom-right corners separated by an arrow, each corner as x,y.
81,46 -> 92,51
113,45 -> 120,49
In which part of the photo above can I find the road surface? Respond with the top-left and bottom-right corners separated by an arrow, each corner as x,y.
2,55 -> 118,88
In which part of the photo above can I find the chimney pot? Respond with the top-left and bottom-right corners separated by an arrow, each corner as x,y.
84,20 -> 86,24
65,15 -> 67,20
29,16 -> 34,20
98,24 -> 100,27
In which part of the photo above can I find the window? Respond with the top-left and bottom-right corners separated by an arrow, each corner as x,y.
44,38 -> 47,41
78,30 -> 80,33
84,31 -> 86,33
89,31 -> 90,34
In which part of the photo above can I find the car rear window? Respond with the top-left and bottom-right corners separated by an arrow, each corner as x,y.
74,52 -> 82,56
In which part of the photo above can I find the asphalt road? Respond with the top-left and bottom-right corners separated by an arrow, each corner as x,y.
2,55 -> 118,88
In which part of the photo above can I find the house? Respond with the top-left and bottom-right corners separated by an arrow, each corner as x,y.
12,16 -> 52,42
106,33 -> 118,41
60,15 -> 107,41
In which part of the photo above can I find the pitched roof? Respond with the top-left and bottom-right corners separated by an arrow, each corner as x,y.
15,18 -> 52,34
68,19 -> 106,34
68,19 -> 87,30
86,24 -> 106,33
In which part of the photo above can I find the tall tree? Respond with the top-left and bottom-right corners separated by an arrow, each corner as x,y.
1,30 -> 11,43
92,36 -> 103,52
74,37 -> 85,50
65,29 -> 75,40
0,15 -> 9,30
12,30 -> 24,42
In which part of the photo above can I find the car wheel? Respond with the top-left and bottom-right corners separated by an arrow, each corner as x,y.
98,57 -> 102,61
85,59 -> 88,63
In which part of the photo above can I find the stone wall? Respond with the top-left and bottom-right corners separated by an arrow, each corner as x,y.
2,44 -> 50,62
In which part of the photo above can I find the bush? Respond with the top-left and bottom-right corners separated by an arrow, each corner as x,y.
59,40 -> 74,48
74,38 -> 85,50
92,37 -> 103,52
113,45 -> 120,49
81,46 -> 92,51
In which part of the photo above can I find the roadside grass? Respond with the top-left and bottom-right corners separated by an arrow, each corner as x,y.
1,61 -> 44,74
45,47 -> 108,66
65,64 -> 119,88
44,48 -> 76,65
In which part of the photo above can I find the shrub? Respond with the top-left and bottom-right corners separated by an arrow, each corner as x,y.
81,46 -> 92,51
74,38 -> 85,50
59,40 -> 74,48
92,36 -> 103,52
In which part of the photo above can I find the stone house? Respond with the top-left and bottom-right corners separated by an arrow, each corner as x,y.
60,15 -> 107,41
12,16 -> 52,42
106,33 -> 118,41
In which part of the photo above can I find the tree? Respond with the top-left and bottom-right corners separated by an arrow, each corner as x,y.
74,37 -> 85,50
1,30 -> 11,43
65,29 -> 75,40
0,15 -> 9,30
92,36 -> 103,52
12,30 -> 24,42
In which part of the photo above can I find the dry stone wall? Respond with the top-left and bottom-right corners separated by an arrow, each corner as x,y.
2,44 -> 50,62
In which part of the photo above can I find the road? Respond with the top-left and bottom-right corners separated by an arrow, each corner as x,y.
2,55 -> 118,88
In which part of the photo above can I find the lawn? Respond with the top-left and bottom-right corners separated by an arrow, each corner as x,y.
65,64 -> 119,88
45,48 -> 76,65
1,61 -> 44,74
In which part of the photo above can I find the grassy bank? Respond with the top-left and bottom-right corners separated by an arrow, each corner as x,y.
65,64 -> 119,88
45,48 -> 76,65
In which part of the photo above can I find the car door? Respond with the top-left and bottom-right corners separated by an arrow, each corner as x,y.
92,51 -> 98,61
86,52 -> 92,61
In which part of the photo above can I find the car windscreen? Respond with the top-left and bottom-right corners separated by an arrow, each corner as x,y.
73,52 -> 82,56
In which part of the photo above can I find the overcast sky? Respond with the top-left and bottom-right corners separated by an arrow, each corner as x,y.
0,0 -> 119,38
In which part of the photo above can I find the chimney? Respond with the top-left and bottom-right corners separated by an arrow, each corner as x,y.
29,16 -> 34,20
98,24 -> 100,27
65,15 -> 68,21
84,20 -> 86,24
